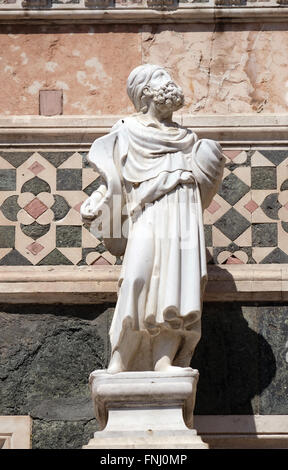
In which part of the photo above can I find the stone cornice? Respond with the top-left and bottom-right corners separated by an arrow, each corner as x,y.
0,264 -> 286,303
1,114 -> 288,146
1,5 -> 288,24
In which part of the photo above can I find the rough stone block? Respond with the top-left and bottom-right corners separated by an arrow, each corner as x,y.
251,167 -> 277,190
56,169 -> 82,191
0,169 -> 16,191
0,226 -> 15,248
0,304 -> 114,448
56,225 -> 82,247
258,305 -> 288,414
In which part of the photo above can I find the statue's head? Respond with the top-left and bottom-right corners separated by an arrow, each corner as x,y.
127,64 -> 184,114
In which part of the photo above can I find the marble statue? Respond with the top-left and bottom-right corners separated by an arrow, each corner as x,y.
81,64 -> 224,375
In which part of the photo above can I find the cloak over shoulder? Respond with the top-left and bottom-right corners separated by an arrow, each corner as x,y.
84,116 -> 224,256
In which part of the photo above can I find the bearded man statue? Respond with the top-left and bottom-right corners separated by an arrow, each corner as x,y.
81,64 -> 224,374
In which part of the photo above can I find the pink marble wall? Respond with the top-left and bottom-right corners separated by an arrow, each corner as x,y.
0,25 -> 141,115
142,24 -> 288,115
1,23 -> 288,115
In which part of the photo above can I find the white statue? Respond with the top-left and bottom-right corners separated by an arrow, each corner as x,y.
81,64 -> 224,374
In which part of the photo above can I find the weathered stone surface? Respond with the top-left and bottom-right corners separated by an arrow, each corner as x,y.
21,177 -> 51,196
251,167 -> 277,190
0,250 -> 33,266
0,170 -> 16,191
83,176 -> 103,196
20,221 -> 50,240
0,24 -> 141,116
204,224 -> 212,247
260,150 -> 288,166
0,226 -> 15,248
56,169 -> 82,191
258,305 -> 288,414
0,196 -> 21,222
51,195 -> 71,221
40,152 -> 74,168
142,24 -> 288,115
260,193 -> 281,220
252,223 -> 278,247
218,173 -> 250,206
0,304 -> 114,448
0,302 -> 286,448
191,302 -> 276,415
214,208 -> 250,241
1,24 -> 288,116
32,419 -> 98,449
37,248 -> 73,265
0,152 -> 33,168
56,225 -> 82,247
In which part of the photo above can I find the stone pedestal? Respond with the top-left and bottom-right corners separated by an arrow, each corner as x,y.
83,369 -> 208,449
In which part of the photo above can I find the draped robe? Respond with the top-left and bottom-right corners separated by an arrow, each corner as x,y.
85,114 -> 224,370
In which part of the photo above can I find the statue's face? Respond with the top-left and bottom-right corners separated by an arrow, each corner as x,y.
145,68 -> 184,114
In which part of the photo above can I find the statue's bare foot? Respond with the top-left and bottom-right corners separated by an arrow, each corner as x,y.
154,364 -> 192,373
154,355 -> 193,373
107,350 -> 126,374
107,364 -> 124,374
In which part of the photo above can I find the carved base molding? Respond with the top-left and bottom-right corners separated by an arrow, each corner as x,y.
0,264 -> 286,303
0,416 -> 32,449
1,6 -> 288,24
84,369 -> 208,449
1,115 -> 288,146
0,414 -> 286,448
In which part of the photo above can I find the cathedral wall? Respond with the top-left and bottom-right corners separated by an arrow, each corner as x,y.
1,1 -> 288,449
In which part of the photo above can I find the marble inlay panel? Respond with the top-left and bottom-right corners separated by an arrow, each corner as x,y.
0,148 -> 287,266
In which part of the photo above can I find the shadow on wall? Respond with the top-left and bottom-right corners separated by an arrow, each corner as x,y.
191,267 -> 277,422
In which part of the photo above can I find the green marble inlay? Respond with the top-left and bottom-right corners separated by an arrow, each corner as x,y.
0,226 -> 15,248
258,305 -> 288,414
0,195 -> 21,221
21,221 -> 50,240
37,248 -> 73,265
56,169 -> 82,191
21,177 -> 51,196
56,225 -> 82,247
0,170 -> 16,191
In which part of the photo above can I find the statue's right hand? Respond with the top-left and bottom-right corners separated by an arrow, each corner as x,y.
80,191 -> 103,224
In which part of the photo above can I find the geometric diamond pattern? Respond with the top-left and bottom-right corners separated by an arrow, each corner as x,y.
203,148 -> 288,264
28,161 -> 45,176
218,173 -> 250,206
214,208 -> 250,241
0,150 -> 116,266
0,148 -> 288,265
26,241 -> 45,255
24,198 -> 48,219
244,200 -> 259,213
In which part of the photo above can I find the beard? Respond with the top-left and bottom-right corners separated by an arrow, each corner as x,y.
150,81 -> 185,112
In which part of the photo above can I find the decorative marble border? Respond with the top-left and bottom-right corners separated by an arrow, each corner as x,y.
1,115 -> 288,146
0,414 -> 285,448
0,264 -> 286,302
1,3 -> 288,23
0,147 -> 287,267
1,115 -> 288,270
0,416 -> 32,449
0,115 -> 288,296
